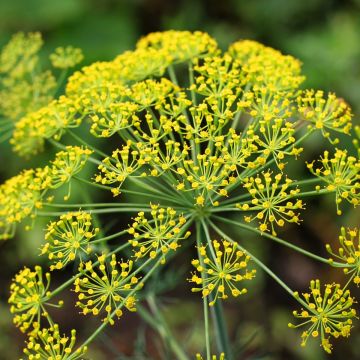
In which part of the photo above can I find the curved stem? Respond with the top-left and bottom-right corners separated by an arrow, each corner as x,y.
196,222 -> 212,360
38,207 -> 152,217
201,219 -> 232,359
212,215 -> 346,267
67,129 -> 111,159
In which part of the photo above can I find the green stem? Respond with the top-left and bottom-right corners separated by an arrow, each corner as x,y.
200,219 -> 232,359
67,129 -> 110,159
43,202 -> 151,209
188,62 -> 197,105
137,297 -> 189,360
212,215 -> 345,267
196,222 -> 211,360
38,207 -> 151,217
90,229 -> 129,244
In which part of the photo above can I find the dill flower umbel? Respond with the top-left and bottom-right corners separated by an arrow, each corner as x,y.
327,227 -> 360,285
128,205 -> 191,262
8,266 -> 62,333
22,324 -> 86,360
2,30 -> 360,357
289,280 -> 356,354
297,90 -> 352,141
50,46 -> 84,69
190,240 -> 256,305
41,211 -> 99,270
74,254 -> 140,324
237,171 -> 303,235
307,149 -> 360,214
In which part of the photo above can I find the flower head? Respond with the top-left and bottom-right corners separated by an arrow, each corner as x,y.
128,205 -> 190,263
8,266 -> 62,333
11,96 -> 83,156
22,324 -> 86,360
327,227 -> 360,285
74,254 -> 141,324
41,211 -> 99,270
237,171 -> 303,235
228,39 -> 304,92
190,240 -> 256,306
50,46 -> 84,69
307,149 -> 360,214
289,280 -> 356,354
136,30 -> 218,63
0,169 -> 45,228
0,32 -> 56,123
45,146 -> 92,198
298,90 -> 352,142
95,141 -> 152,196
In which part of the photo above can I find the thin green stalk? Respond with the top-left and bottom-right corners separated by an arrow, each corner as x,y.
212,215 -> 346,267
201,219 -> 232,359
196,222 -> 211,360
74,175 -> 181,204
188,62 -> 197,105
53,69 -> 68,96
201,219 -> 233,360
67,129 -> 110,159
38,207 -> 151,217
137,297 -> 189,360
43,202 -> 151,209
90,228 -> 129,244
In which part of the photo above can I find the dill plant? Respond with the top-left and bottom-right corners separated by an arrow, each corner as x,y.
0,31 -> 360,359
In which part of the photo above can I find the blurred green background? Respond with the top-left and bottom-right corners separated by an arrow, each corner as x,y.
0,0 -> 360,359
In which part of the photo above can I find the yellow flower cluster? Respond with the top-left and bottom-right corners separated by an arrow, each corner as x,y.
237,172 -> 303,235
298,90 -> 353,141
175,148 -> 237,206
22,324 -> 86,360
289,280 -> 356,354
95,141 -> 151,196
41,211 -> 99,270
11,96 -> 84,157
227,40 -> 304,92
0,32 -> 56,122
307,149 -> 360,214
136,30 -> 219,63
74,254 -> 140,324
238,92 -> 302,169
0,169 -> 45,238
128,205 -> 190,262
43,146 -> 92,196
327,227 -> 360,285
2,30 -> 359,356
8,266 -> 61,333
0,147 -> 91,239
190,240 -> 256,305
50,46 -> 84,69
